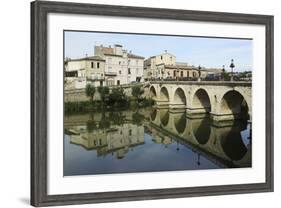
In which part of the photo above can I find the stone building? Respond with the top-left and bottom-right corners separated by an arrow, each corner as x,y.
144,51 -> 221,81
64,56 -> 106,88
156,63 -> 209,80
67,123 -> 144,159
144,51 -> 176,80
94,44 -> 145,86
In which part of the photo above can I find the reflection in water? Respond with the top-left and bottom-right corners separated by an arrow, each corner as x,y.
192,118 -> 211,145
64,108 -> 252,176
221,127 -> 248,161
174,113 -> 186,134
160,109 -> 169,126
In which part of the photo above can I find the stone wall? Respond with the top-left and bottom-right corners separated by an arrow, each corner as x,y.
64,89 -> 89,102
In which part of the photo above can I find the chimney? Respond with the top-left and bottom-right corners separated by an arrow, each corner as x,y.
114,44 -> 123,56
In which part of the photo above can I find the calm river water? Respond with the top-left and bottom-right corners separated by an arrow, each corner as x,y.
64,107 -> 251,176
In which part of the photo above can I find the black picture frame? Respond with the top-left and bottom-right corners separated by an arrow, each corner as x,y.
31,0 -> 274,207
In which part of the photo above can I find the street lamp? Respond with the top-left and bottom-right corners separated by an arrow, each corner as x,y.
198,65 -> 201,81
221,65 -> 225,81
229,59 -> 235,81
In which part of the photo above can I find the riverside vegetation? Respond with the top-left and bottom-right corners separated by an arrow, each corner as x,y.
65,84 -> 155,113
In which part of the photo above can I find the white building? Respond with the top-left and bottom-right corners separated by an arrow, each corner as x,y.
144,51 -> 222,80
144,52 -> 176,80
94,44 -> 144,86
64,56 -> 106,88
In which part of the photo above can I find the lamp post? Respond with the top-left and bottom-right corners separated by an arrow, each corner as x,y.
229,59 -> 235,81
198,65 -> 201,82
221,65 -> 225,81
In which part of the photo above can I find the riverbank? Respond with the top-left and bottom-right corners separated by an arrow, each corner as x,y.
65,98 -> 155,113
65,84 -> 153,113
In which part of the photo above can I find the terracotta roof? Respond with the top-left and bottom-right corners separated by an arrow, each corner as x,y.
164,64 -> 195,70
104,53 -> 123,57
67,56 -> 105,62
128,53 -> 145,59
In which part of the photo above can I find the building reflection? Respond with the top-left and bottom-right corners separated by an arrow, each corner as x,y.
65,111 -> 145,159
65,107 -> 251,168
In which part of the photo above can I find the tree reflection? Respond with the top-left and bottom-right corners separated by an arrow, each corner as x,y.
132,111 -> 145,126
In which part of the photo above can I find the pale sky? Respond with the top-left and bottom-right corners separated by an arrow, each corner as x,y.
64,31 -> 253,72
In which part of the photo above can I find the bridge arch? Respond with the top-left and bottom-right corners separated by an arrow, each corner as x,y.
192,88 -> 211,113
191,118 -> 211,145
160,86 -> 169,102
220,90 -> 249,119
174,87 -> 186,105
160,109 -> 169,126
150,108 -> 157,121
149,85 -> 157,99
174,113 -> 186,134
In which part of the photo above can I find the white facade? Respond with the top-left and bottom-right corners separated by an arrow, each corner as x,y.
144,52 -> 176,80
64,56 -> 106,88
95,44 -> 144,86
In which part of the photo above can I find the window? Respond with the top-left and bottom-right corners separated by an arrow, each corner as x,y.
161,56 -> 163,60
119,70 -> 122,74
173,70 -> 176,77
100,81 -> 103,86
117,80 -> 120,85
187,71 -> 189,77
129,129 -> 132,136
128,68 -> 131,74
91,62 -> 94,68
97,62 -> 100,68
119,61 -> 121,65
181,71 -> 183,77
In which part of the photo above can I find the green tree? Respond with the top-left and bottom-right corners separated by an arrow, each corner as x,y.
109,87 -> 127,107
85,84 -> 95,103
132,85 -> 144,102
98,86 -> 110,103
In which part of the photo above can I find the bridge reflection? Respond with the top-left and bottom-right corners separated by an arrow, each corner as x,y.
64,107 -> 251,168
149,108 -> 251,168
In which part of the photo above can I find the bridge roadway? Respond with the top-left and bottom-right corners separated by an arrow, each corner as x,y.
148,81 -> 252,121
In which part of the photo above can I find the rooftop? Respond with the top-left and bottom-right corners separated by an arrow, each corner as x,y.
66,55 -> 105,62
128,53 -> 145,59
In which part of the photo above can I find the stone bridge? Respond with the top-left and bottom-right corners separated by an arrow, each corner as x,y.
148,81 -> 252,121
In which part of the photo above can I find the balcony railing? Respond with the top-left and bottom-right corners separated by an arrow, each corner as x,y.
104,71 -> 117,76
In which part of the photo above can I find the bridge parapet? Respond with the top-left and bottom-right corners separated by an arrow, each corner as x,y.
150,81 -> 252,87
